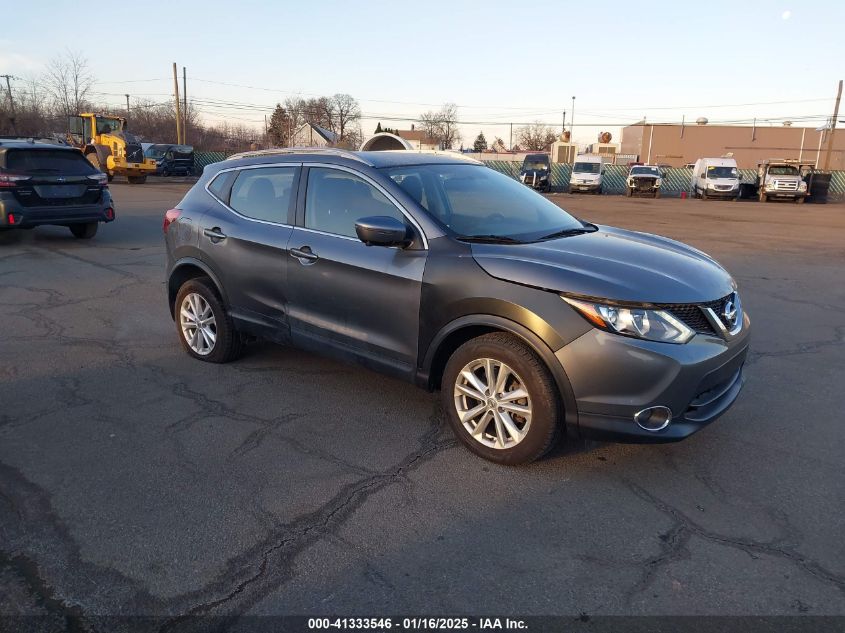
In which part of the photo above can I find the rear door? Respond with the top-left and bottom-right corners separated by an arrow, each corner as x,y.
5,149 -> 105,209
200,165 -> 299,339
285,165 -> 427,377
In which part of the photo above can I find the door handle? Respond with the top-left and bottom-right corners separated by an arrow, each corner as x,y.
203,227 -> 227,242
290,246 -> 319,264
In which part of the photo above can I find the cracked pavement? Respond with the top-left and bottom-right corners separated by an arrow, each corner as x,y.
1,183 -> 844,629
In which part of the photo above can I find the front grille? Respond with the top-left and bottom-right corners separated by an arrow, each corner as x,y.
659,293 -> 737,335
714,184 -> 733,191
633,178 -> 656,190
125,143 -> 144,163
773,180 -> 798,191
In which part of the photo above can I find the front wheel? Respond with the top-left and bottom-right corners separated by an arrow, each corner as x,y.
175,278 -> 243,363
654,189 -> 661,199
441,333 -> 560,465
796,196 -> 805,204
69,222 -> 98,239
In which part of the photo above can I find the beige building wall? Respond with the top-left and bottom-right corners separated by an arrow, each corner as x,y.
621,124 -> 845,170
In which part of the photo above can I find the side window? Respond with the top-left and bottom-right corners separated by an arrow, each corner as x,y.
208,171 -> 237,203
228,167 -> 296,223
305,168 -> 404,238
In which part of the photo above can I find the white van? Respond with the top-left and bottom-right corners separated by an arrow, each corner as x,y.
691,157 -> 741,200
569,155 -> 604,194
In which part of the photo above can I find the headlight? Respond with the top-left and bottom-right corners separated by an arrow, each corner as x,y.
562,296 -> 695,344
799,181 -> 807,191
654,180 -> 662,187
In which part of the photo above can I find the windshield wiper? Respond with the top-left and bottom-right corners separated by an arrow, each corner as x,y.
539,223 -> 598,240
458,234 -> 524,244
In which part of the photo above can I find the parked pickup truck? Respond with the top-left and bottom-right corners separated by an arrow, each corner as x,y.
625,164 -> 664,198
756,159 -> 811,203
519,153 -> 552,192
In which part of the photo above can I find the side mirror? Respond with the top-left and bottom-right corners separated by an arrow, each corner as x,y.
355,216 -> 412,248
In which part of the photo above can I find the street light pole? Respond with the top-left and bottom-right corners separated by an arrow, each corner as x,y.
570,96 -> 576,162
822,79 -> 842,170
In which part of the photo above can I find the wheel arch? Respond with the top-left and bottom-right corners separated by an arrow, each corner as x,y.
420,315 -> 579,435
167,258 -> 228,319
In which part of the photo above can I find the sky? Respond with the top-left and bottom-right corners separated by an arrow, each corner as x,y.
2,0 -> 843,149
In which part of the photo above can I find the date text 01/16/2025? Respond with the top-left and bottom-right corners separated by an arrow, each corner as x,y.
307,617 -> 528,630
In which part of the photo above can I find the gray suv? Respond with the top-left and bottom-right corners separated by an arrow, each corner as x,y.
164,149 -> 750,464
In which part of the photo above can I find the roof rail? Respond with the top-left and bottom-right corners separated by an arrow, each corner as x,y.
225,147 -> 374,166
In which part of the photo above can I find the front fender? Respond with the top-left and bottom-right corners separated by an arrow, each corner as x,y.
167,257 -> 229,318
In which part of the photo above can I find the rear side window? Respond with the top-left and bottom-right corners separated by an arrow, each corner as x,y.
229,167 -> 296,223
208,170 -> 238,202
6,149 -> 96,175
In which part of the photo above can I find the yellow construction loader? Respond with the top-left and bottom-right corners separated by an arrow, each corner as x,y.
67,113 -> 157,184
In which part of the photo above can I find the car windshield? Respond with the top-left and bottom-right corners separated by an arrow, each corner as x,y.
767,165 -> 799,176
522,160 -> 549,171
573,162 -> 600,174
95,118 -> 122,134
145,146 -> 168,159
630,166 -> 659,176
386,163 -> 585,242
706,166 -> 738,179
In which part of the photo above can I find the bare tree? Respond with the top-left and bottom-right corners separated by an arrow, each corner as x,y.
516,122 -> 557,151
284,96 -> 307,135
43,49 -> 93,116
330,93 -> 361,143
418,103 -> 461,149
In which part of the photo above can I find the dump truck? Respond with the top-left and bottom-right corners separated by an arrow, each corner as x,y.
67,113 -> 157,184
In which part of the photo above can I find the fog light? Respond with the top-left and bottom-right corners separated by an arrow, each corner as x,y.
634,406 -> 672,431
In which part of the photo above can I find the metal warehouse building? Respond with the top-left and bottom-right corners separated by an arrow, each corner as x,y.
620,122 -> 845,170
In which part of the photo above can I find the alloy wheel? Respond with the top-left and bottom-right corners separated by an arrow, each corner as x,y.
179,292 -> 217,355
453,358 -> 533,449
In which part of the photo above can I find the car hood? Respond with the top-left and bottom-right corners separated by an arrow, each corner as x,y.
471,225 -> 734,304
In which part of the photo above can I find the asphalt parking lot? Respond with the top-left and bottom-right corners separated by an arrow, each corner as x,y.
1,182 -> 844,628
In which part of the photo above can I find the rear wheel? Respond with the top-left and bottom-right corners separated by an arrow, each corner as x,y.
127,175 -> 147,184
69,222 -> 98,239
175,278 -> 243,363
441,333 -> 560,465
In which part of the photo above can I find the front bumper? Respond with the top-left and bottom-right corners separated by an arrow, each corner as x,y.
706,187 -> 740,198
570,182 -> 601,192
556,312 -> 750,442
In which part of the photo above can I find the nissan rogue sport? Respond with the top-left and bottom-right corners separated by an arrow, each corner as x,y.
164,149 -> 750,464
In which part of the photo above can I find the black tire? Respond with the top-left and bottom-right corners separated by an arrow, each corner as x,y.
106,173 -> 114,183
796,196 -> 805,204
701,189 -> 708,200
127,175 -> 147,184
441,332 -> 560,465
174,277 -> 243,363
69,222 -> 98,239
625,187 -> 632,197
654,189 -> 661,199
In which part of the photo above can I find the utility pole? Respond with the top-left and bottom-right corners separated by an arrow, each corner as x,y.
1,74 -> 16,134
822,79 -> 842,171
562,110 -> 566,136
172,62 -> 183,145
125,93 -> 130,120
509,122 -> 513,150
570,96 -> 576,162
182,66 -> 188,145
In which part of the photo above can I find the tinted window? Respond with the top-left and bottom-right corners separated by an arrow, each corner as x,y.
305,168 -> 403,238
208,171 -> 238,202
573,162 -> 600,174
387,164 -> 583,241
229,167 -> 296,223
7,149 -> 97,175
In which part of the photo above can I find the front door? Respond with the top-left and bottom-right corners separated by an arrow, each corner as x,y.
286,166 -> 427,377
